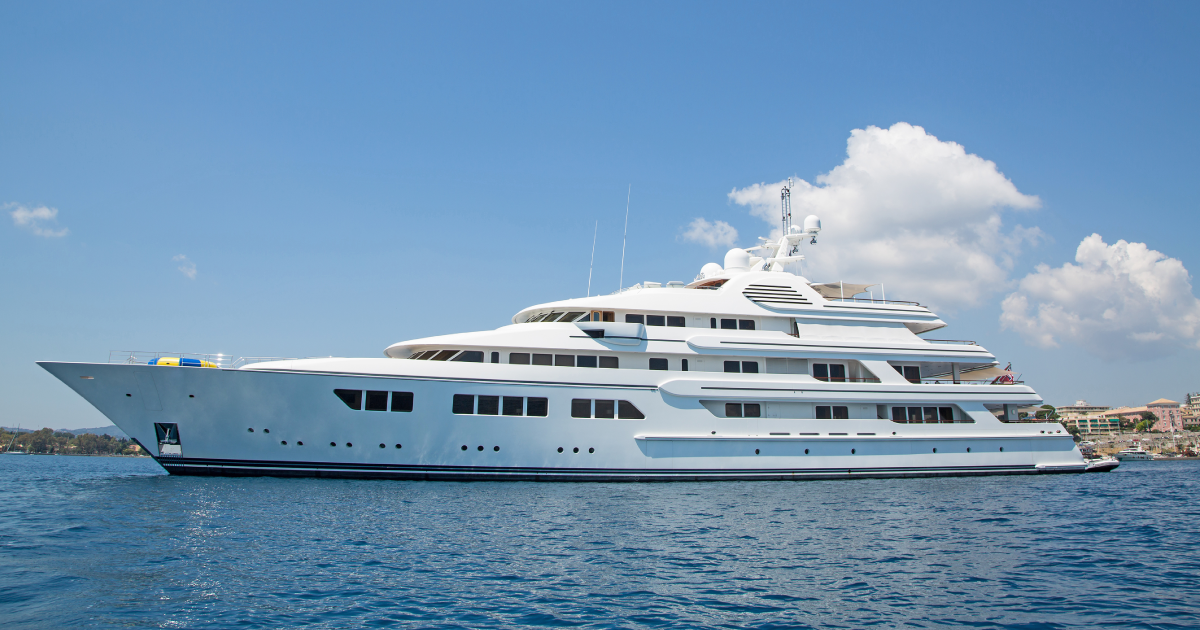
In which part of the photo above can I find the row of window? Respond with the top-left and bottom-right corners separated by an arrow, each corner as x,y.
893,406 -> 956,424
570,399 -> 646,419
724,361 -> 760,373
523,310 -> 760,331
453,394 -> 548,416
510,353 -> 619,368
335,389 -> 414,412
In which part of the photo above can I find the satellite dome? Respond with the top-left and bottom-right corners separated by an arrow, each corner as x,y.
700,262 -> 723,278
803,215 -> 822,234
724,248 -> 750,273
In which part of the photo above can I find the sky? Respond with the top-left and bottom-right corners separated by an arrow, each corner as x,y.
3,1 -> 1199,429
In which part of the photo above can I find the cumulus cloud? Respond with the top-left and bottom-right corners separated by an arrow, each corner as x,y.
727,123 -> 1042,310
682,217 -> 739,248
173,254 -> 197,279
7,203 -> 68,237
1000,234 -> 1200,359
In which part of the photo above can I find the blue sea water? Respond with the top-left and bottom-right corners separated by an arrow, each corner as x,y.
1,456 -> 1198,629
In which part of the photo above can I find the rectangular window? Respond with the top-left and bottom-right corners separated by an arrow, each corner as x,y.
334,389 -> 363,410
682,358 -> 688,371
593,311 -> 614,322
646,315 -> 665,326
710,317 -> 717,328
391,391 -> 414,412
571,399 -> 592,418
726,403 -> 743,417
491,352 -> 500,364
816,405 -> 832,419
923,407 -> 938,423
900,365 -> 921,383
584,329 -> 605,338
892,406 -> 907,423
431,350 -> 458,361
625,314 -> 644,324
816,405 -> 848,419
649,358 -> 668,371
527,397 -> 548,417
477,395 -> 500,415
813,364 -> 828,380
720,318 -> 737,330
742,361 -> 759,374
452,394 -> 474,415
724,361 -> 741,373
618,400 -> 645,419
365,390 -> 388,411
739,319 -> 755,330
908,407 -> 922,423
555,354 -> 575,367
502,396 -> 524,416
667,316 -> 685,327
509,353 -> 530,365
452,351 -> 484,362
939,407 -> 954,422
833,406 -> 849,420
813,364 -> 845,382
545,312 -> 564,322
562,312 -> 585,322
744,403 -> 761,417
412,350 -> 434,360
577,356 -> 598,368
599,356 -> 619,369
532,354 -> 552,366
595,400 -> 616,419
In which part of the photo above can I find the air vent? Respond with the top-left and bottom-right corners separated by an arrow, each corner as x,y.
742,284 -> 811,308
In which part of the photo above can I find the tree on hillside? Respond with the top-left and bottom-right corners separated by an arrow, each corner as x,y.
1035,405 -> 1059,420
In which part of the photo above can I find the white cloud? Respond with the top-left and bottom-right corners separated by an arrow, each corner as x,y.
173,254 -> 197,280
7,203 -> 68,237
1000,234 -> 1200,359
682,217 -> 739,248
728,123 -> 1042,310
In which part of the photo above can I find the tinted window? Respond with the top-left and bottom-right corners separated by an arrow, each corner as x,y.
452,351 -> 484,362
725,403 -> 743,417
724,361 -> 741,373
584,329 -> 605,338
710,318 -> 717,328
625,314 -> 644,324
509,353 -> 530,365
742,361 -> 759,374
599,356 -> 619,369
903,366 -> 921,383
923,407 -> 938,423
816,405 -> 832,419
595,400 -> 616,419
527,398 -> 548,417
365,390 -> 388,411
532,354 -> 552,366
555,355 -> 575,367
813,364 -> 829,381
431,350 -> 458,361
646,315 -> 665,327
908,407 -> 922,423
739,319 -> 755,330
577,356 -> 598,368
562,311 -> 585,322
892,406 -> 907,423
667,316 -> 685,327
939,407 -> 954,422
744,403 -> 761,417
720,319 -> 737,329
833,406 -> 849,420
478,395 -> 500,415
681,358 -> 688,371
618,400 -> 645,419
649,358 -> 668,371
452,394 -> 474,415
490,352 -> 499,364
334,389 -> 362,410
571,399 -> 592,418
830,364 -> 846,381
503,396 -> 524,416
546,312 -> 564,322
391,392 -> 414,412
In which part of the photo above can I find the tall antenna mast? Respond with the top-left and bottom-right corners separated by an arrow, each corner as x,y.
587,220 -> 597,297
781,177 -> 793,235
619,184 -> 630,290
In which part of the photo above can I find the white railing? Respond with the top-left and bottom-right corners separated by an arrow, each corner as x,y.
230,356 -> 300,368
108,350 -> 232,368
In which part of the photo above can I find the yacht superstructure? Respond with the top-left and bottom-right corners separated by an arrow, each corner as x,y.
39,208 -> 1096,480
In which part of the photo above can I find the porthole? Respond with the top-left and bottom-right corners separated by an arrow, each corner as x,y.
263,429 -> 269,434
379,443 -> 385,449
557,447 -> 564,453
755,448 -> 760,455
248,428 -> 254,433
297,441 -> 304,446
494,446 -> 500,452
395,444 -> 402,449
477,445 -> 484,451
462,445 -> 468,451
851,449 -> 856,454
804,448 -> 809,454
573,447 -> 579,453
346,442 -> 352,447
966,447 -> 971,453
189,394 -> 194,398
932,448 -> 937,453
999,447 -> 1004,452
330,442 -> 336,447
281,440 -> 287,445
126,393 -> 131,397
588,447 -> 594,453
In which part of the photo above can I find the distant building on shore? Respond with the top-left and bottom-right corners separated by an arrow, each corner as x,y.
1184,392 -> 1200,426
1056,400 -> 1118,435
1099,399 -> 1184,432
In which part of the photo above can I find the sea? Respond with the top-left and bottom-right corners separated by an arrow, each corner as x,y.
1,456 -> 1197,629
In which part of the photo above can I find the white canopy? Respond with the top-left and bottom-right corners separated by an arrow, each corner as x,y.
808,282 -> 876,299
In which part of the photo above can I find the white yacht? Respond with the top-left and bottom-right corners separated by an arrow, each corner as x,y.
1116,446 -> 1154,461
39,209 -> 1096,480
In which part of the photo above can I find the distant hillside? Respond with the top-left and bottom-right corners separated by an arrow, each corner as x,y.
1,425 -> 129,439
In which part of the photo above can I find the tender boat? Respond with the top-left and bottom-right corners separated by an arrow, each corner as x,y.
39,205 -> 1096,480
1116,447 -> 1154,461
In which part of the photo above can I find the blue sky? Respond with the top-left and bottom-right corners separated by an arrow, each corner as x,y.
4,1 -> 1199,429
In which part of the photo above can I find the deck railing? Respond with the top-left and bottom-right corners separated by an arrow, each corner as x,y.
824,297 -> 923,306
108,350 -> 232,368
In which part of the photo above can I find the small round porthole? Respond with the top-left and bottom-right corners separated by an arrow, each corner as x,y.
573,447 -> 579,453
346,442 -> 352,447
189,394 -> 194,398
588,447 -> 594,453
379,443 -> 385,449
804,448 -> 809,454
395,444 -> 402,449
755,448 -> 760,455
280,440 -> 287,445
557,447 -> 563,453
461,445 -> 468,451
494,446 -> 500,452
932,448 -> 937,453
851,449 -> 856,454
966,447 -> 971,453
248,428 -> 254,433
126,393 -> 131,397
330,442 -> 336,447
263,429 -> 269,434
297,441 -> 304,446
477,445 -> 484,451
999,447 -> 1004,452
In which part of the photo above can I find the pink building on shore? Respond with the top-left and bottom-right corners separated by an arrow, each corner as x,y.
1099,398 -> 1183,432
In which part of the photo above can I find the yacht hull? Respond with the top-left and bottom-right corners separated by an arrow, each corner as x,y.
39,361 -> 1089,480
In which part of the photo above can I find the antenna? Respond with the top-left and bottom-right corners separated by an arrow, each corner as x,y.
619,184 -> 630,290
587,220 -> 597,297
781,177 -> 793,235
